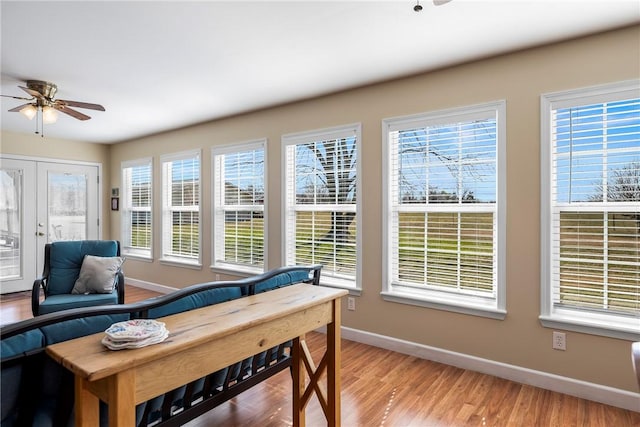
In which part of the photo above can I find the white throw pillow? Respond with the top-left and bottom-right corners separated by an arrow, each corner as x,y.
72,255 -> 125,294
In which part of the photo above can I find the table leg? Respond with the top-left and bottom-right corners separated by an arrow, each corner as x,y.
292,335 -> 306,427
108,370 -> 136,427
293,299 -> 342,427
75,376 -> 100,427
327,298 -> 342,427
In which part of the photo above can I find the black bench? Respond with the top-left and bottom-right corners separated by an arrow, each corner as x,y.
1,265 -> 322,427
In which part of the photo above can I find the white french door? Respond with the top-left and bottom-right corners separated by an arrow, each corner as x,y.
0,157 -> 100,294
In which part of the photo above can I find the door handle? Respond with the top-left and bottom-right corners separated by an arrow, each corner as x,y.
37,232 -> 45,236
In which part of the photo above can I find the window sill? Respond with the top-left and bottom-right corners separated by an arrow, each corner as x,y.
210,264 -> 263,278
539,313 -> 640,341
319,276 -> 361,295
159,258 -> 202,270
121,253 -> 153,263
319,281 -> 362,296
381,290 -> 506,320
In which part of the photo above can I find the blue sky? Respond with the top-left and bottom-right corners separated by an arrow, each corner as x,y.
396,119 -> 497,204
555,98 -> 640,203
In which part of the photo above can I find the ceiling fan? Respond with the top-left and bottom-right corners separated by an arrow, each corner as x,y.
1,80 -> 105,123
414,0 -> 452,12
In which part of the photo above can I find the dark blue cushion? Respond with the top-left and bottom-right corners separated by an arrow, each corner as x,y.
147,286 -> 242,318
0,329 -> 45,360
48,240 -> 118,295
1,331 -> 47,426
254,270 -> 310,294
189,377 -> 206,400
1,330 -> 46,426
207,367 -> 229,393
1,363 -> 22,425
41,314 -> 130,345
36,356 -> 73,425
38,293 -> 119,315
139,394 -> 165,426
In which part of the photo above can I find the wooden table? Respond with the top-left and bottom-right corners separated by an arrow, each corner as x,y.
47,283 -> 347,427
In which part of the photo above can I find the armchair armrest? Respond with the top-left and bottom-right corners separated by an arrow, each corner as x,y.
32,277 -> 47,317
115,271 -> 125,304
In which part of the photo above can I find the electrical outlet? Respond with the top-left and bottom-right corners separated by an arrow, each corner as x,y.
552,331 -> 566,351
215,274 -> 220,281
347,296 -> 355,311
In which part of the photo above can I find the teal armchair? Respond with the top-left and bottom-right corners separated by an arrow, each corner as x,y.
31,240 -> 125,316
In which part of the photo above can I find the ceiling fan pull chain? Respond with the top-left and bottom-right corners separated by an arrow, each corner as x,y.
34,106 -> 44,138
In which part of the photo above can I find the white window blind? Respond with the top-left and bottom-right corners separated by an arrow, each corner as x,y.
541,81 -> 640,339
161,150 -> 200,265
121,158 -> 152,258
283,124 -> 361,289
212,141 -> 265,272
383,102 -> 506,318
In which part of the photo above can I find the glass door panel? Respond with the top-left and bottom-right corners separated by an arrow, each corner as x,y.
37,162 -> 98,276
47,171 -> 89,241
0,169 -> 23,280
0,159 -> 36,293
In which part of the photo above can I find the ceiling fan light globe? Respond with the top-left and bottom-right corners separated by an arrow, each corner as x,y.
19,104 -> 37,120
43,106 -> 59,124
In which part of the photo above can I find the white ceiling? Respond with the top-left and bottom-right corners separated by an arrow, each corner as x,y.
1,0 -> 639,144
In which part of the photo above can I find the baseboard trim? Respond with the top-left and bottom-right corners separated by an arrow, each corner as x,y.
341,326 -> 640,412
127,278 -> 177,295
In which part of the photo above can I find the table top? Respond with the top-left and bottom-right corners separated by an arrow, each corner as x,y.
47,283 -> 347,382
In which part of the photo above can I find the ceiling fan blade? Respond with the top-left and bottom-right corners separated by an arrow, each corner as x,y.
54,105 -> 91,121
57,99 -> 105,111
1,94 -> 33,101
19,85 -> 43,98
8,103 -> 33,112
433,0 -> 452,5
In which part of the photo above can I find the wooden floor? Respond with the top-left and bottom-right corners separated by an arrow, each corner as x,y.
2,287 -> 639,426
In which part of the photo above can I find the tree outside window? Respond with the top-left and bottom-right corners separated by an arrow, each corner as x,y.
382,101 -> 506,319
283,124 -> 361,289
541,81 -> 639,339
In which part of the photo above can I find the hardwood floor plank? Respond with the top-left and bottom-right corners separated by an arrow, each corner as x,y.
1,287 -> 639,426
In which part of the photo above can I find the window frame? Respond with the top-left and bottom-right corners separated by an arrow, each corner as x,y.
121,158 -> 153,260
281,123 -> 362,291
382,101 -> 507,319
540,80 -> 640,340
160,149 -> 202,268
211,139 -> 267,275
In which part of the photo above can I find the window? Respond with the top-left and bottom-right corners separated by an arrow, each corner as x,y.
382,101 -> 506,319
541,81 -> 640,340
121,158 -> 152,259
282,124 -> 361,290
161,150 -> 201,267
212,140 -> 266,273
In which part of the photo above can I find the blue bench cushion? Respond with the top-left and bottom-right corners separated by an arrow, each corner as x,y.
254,270 -> 310,294
146,286 -> 242,318
0,329 -> 45,360
41,314 -> 131,345
48,240 -> 119,295
38,293 -> 119,315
